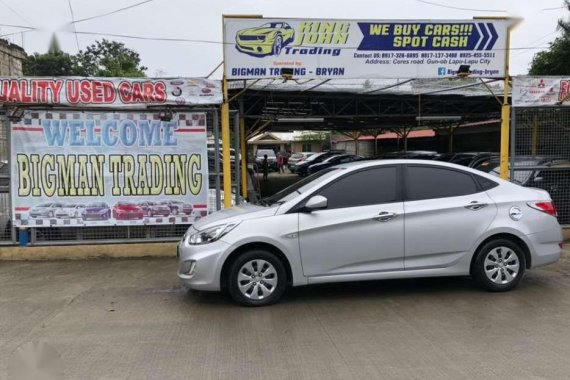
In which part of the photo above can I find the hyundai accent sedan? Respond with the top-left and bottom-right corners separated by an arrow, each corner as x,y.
178,160 -> 562,306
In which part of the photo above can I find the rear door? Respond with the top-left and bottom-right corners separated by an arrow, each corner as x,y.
403,165 -> 497,270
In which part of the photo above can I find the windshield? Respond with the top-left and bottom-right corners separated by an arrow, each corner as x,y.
262,168 -> 339,206
87,203 -> 107,207
322,155 -> 342,164
306,153 -> 324,162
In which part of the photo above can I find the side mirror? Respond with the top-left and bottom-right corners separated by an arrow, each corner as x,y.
302,195 -> 328,212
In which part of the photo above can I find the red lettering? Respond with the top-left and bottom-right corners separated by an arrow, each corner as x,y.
143,83 -> 155,101
66,80 -> 80,104
560,81 -> 570,102
131,82 -> 144,102
80,80 -> 91,103
154,81 -> 166,102
36,81 -> 49,103
20,81 -> 32,103
8,81 -> 21,102
48,80 -> 63,103
92,81 -> 103,103
102,81 -> 116,103
118,81 -> 131,103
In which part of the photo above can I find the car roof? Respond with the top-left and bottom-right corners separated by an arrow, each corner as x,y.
335,158 -> 508,180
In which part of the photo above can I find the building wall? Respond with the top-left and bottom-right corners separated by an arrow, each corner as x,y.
291,141 -> 323,153
0,39 -> 25,76
333,140 -> 374,157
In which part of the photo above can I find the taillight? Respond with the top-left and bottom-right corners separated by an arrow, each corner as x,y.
527,201 -> 558,217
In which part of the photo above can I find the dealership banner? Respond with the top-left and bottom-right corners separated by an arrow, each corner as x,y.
11,111 -> 209,227
0,77 -> 221,107
223,18 -> 511,79
512,76 -> 570,107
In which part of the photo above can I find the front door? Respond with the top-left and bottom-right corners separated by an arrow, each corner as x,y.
298,166 -> 405,277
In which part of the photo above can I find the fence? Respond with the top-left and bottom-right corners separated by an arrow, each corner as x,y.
0,108 -> 242,246
511,107 -> 570,225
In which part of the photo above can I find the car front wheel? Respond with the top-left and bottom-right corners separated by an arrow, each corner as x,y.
472,239 -> 526,292
227,250 -> 287,306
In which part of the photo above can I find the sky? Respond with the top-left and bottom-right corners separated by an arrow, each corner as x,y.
0,0 -> 567,78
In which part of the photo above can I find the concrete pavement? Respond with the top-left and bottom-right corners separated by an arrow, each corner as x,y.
2,251 -> 570,379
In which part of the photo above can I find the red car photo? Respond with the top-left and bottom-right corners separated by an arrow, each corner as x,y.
112,202 -> 144,220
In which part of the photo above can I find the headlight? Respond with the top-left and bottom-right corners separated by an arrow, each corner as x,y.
187,222 -> 239,245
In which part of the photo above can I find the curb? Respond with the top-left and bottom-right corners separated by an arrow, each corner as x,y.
0,242 -> 177,261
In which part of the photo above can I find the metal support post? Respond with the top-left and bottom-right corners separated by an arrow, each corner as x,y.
213,110 -> 221,211
221,76 -> 232,208
233,111 -> 241,206
239,100 -> 248,198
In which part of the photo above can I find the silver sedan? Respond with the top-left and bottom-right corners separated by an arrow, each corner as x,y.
178,160 -> 562,306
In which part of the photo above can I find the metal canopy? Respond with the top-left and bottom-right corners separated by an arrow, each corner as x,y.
229,78 -> 504,133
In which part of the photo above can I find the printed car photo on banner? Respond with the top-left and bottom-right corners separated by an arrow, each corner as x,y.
512,76 -> 570,107
11,111 -> 209,227
223,18 -> 512,79
0,77 -> 222,107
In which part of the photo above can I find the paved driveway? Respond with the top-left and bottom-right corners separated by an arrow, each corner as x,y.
2,251 -> 570,379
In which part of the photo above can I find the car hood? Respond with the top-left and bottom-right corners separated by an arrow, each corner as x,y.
192,204 -> 278,231
116,205 -> 141,211
30,207 -> 48,213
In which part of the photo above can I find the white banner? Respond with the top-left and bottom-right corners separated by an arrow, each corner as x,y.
512,76 -> 570,107
11,111 -> 209,227
223,18 -> 511,79
0,77 -> 221,107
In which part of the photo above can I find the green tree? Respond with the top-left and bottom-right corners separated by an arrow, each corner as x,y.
73,39 -> 147,77
529,1 -> 570,75
23,35 -> 75,76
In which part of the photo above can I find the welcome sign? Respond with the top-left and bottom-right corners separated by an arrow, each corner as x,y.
11,111 -> 209,227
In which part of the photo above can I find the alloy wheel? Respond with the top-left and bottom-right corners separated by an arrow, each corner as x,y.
237,259 -> 278,300
483,246 -> 520,285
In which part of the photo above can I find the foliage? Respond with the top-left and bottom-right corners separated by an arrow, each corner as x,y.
294,131 -> 330,143
73,39 -> 147,77
23,36 -> 75,76
23,37 -> 147,77
529,0 -> 570,75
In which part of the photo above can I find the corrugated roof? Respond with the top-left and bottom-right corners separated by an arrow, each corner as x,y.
229,78 -> 506,97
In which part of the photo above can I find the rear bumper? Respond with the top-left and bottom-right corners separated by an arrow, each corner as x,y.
527,228 -> 563,268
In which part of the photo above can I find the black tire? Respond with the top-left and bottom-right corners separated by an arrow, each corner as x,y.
472,238 -> 526,292
227,249 -> 287,306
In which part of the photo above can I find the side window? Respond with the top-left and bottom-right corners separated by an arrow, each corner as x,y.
317,167 -> 398,209
406,166 -> 479,201
474,174 -> 499,190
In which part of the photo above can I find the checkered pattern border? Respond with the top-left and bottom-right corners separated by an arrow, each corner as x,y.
19,111 -> 207,128
14,214 -> 205,227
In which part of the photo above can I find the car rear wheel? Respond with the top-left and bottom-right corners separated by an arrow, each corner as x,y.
472,239 -> 526,292
227,249 -> 287,306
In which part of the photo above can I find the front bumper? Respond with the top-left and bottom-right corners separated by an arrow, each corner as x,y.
235,40 -> 273,55
177,237 -> 231,291
115,212 -> 144,220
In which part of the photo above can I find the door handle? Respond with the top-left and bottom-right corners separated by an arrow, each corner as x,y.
464,201 -> 488,211
374,211 -> 397,222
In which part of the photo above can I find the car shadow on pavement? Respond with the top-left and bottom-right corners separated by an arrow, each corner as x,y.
182,276 -> 485,307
